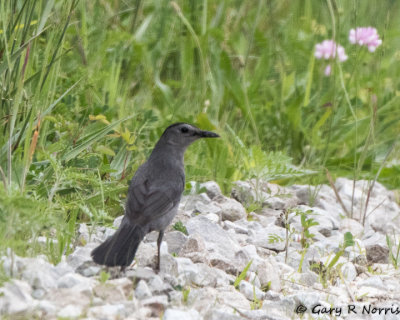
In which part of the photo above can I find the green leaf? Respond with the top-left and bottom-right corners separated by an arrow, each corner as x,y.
62,116 -> 133,162
234,260 -> 252,289
343,232 -> 355,248
327,249 -> 344,269
0,30 -> 46,76
95,145 -> 115,156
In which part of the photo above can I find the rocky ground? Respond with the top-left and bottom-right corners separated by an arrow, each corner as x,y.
1,178 -> 400,320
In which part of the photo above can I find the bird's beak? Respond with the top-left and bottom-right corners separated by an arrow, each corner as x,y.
198,130 -> 220,138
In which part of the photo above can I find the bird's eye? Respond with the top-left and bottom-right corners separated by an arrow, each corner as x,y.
180,127 -> 189,133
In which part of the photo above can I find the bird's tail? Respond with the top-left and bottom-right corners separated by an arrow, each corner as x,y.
91,222 -> 145,267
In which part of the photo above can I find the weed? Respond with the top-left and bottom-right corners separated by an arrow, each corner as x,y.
182,286 -> 191,304
99,270 -> 110,284
386,234 -> 400,269
234,260 -> 253,289
311,232 -> 355,287
250,284 -> 263,310
172,221 -> 188,235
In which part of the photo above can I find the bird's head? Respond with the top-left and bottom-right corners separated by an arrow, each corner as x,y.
160,122 -> 219,149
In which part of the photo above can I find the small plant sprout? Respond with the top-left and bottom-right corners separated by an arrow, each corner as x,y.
386,234 -> 400,269
327,232 -> 355,269
99,270 -> 110,283
250,284 -> 263,310
234,260 -> 253,289
172,221 -> 188,235
310,232 -> 355,287
292,209 -> 319,272
182,286 -> 190,304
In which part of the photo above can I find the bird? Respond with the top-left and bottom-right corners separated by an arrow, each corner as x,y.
91,122 -> 219,271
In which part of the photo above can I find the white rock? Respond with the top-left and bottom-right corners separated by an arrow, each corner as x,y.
149,274 -> 170,294
0,249 -> 26,277
295,185 -> 319,205
93,282 -> 127,302
107,277 -> 133,297
256,257 -> 281,291
214,195 -> 247,222
113,215 -> 124,228
363,233 -> 389,263
53,261 -> 74,277
209,253 -> 239,274
66,245 -> 93,270
263,196 -> 286,210
57,272 -> 93,289
163,308 -> 202,320
36,299 -> 57,316
181,193 -> 212,212
246,272 -> 261,288
289,291 -> 320,309
165,231 -> 187,254
21,257 -> 59,291
135,242 -> 157,267
186,216 -> 241,259
249,226 -> 286,251
190,264 -> 231,287
125,267 -> 157,282
368,204 -> 400,234
359,275 -> 386,290
57,304 -> 83,318
77,223 -> 90,245
135,280 -> 152,299
205,309 -> 243,320
335,177 -> 363,202
235,245 -> 262,271
296,205 -> 339,231
224,220 -> 248,234
80,265 -> 101,277
313,233 -> 342,253
239,280 -> 265,301
341,262 -> 357,282
215,286 -> 251,310
87,304 -> 126,319
200,181 -> 223,199
340,218 -> 364,238
32,288 -> 46,299
204,212 -> 220,223
44,286 -> 92,310
160,253 -> 179,276
231,180 -> 257,205
0,279 -> 34,315
141,295 -> 169,309
194,201 -> 222,215
298,271 -> 318,286
180,234 -> 207,256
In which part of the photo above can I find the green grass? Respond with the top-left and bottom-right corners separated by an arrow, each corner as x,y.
1,0 -> 400,259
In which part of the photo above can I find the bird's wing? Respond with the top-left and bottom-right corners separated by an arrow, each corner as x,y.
125,177 -> 183,225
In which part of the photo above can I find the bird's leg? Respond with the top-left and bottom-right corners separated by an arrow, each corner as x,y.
156,230 -> 164,272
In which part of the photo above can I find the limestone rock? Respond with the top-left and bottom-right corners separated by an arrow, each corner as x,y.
200,181 -> 223,200
163,308 -> 201,320
215,195 -> 247,222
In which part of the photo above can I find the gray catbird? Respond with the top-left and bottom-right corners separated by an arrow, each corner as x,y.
91,122 -> 219,270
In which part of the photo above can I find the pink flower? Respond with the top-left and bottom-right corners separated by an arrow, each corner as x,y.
324,65 -> 332,76
349,27 -> 382,52
315,40 -> 348,62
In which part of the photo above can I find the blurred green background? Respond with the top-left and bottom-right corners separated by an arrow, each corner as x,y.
1,0 -> 400,259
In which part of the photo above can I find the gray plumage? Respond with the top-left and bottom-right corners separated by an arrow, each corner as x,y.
91,123 -> 219,270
